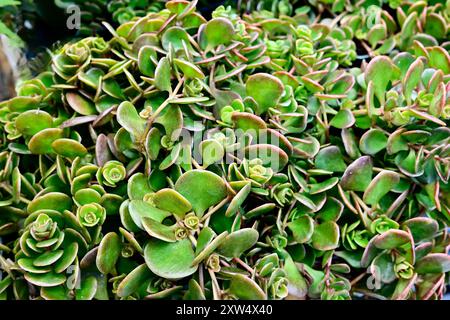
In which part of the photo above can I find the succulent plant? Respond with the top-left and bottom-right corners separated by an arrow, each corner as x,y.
0,0 -> 449,301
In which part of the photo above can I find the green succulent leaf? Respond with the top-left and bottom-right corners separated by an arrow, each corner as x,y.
312,221 -> 340,251
116,263 -> 152,298
373,229 -> 411,250
117,101 -> 146,140
96,232 -> 122,274
246,73 -> 284,115
340,156 -> 373,191
365,56 -> 399,104
288,215 -> 314,244
229,274 -> 267,300
174,170 -> 227,217
217,229 -> 259,258
363,170 -> 400,206
415,254 -> 450,274
144,238 -> 197,280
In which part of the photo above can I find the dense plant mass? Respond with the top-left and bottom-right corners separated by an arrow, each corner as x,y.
0,0 -> 449,300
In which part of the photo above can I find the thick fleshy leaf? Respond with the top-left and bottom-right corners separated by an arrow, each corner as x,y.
309,177 -> 339,195
138,46 -> 156,77
229,274 -> 266,300
200,139 -> 224,168
225,183 -> 251,217
341,128 -> 361,159
96,232 -> 122,274
415,242 -> 434,261
424,14 -> 447,39
329,74 -> 355,95
288,215 -> 314,243
116,263 -> 152,298
161,26 -> 192,52
246,73 -> 284,115
142,217 -> 176,242
427,46 -> 450,74
184,279 -> 206,300
66,92 -> 96,116
403,217 -> 438,242
329,109 -> 355,129
194,227 -> 217,255
15,110 -> 53,136
174,170 -> 227,217
371,253 -> 396,284
428,82 -> 445,118
203,18 -> 235,49
119,200 -> 143,232
407,108 -> 446,126
128,200 -> 171,229
40,286 -> 70,300
103,78 -> 125,100
391,274 -> 417,300
154,104 -> 183,140
365,56 -> 399,104
7,96 -> 40,112
257,128 -> 293,154
359,129 -> 388,155
284,255 -> 308,299
24,272 -> 66,288
75,276 -> 97,300
155,57 -> 172,92
18,258 -> 51,274
153,188 -> 192,218
145,127 -> 162,161
311,221 -> 340,251
291,135 -> 320,159
174,59 -> 205,79
367,24 -> 386,47
217,228 -> 259,258
116,101 -> 146,139
28,128 -> 64,154
159,142 -> 182,171
361,237 -> 381,268
28,192 -> 72,213
232,112 -> 267,133
79,68 -> 103,89
192,231 -> 228,266
340,156 -> 373,191
363,170 -> 400,205
245,144 -> 288,173
292,192 -> 324,213
373,229 -> 411,250
416,273 -> 444,300
403,58 -> 424,103
52,139 -> 87,159
127,173 -> 153,200
415,254 -> 450,274
144,238 -> 197,280
54,242 -> 78,273
315,146 -> 347,172
387,128 -> 408,155
317,197 -> 344,222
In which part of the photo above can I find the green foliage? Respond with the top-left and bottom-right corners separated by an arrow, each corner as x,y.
0,0 -> 449,301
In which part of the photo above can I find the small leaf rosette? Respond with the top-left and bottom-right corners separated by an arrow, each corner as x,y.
17,213 -> 79,288
97,161 -> 127,187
